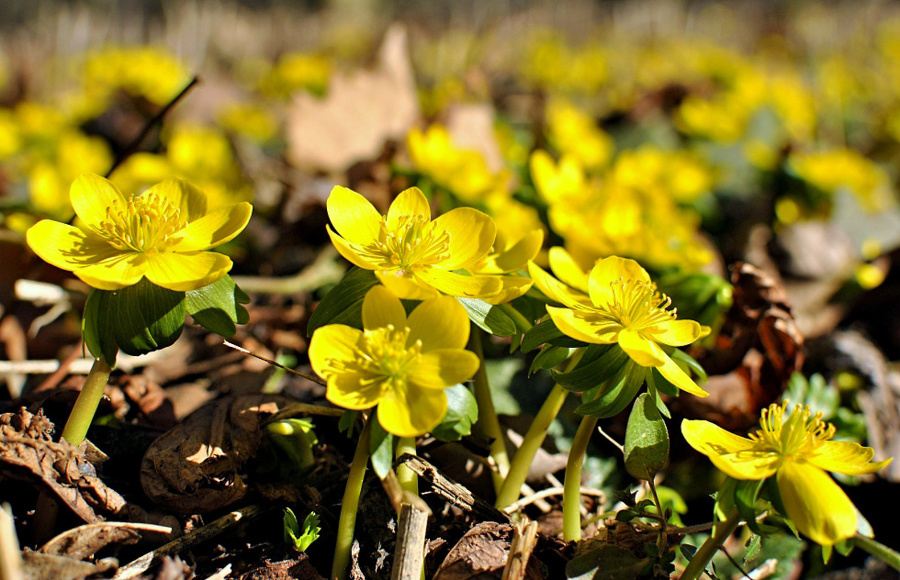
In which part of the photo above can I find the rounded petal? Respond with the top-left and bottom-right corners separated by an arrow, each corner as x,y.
308,324 -> 363,378
327,373 -> 385,411
527,262 -> 590,308
376,270 -> 440,300
681,419 -> 778,480
546,305 -> 620,344
327,226 -> 380,270
377,384 -> 447,437
809,441 -> 893,476
407,296 -> 470,350
74,253 -> 149,290
481,276 -> 534,305
387,187 -> 431,231
26,220 -> 119,271
144,251 -> 233,291
70,174 -> 127,229
143,179 -> 207,222
362,285 -> 407,331
408,350 -> 480,389
327,186 -> 383,245
777,461 -> 859,546
548,246 -> 589,293
618,329 -> 667,367
416,268 -> 501,298
490,229 -> 544,273
646,319 -> 705,347
172,203 -> 252,252
588,256 -> 651,309
655,348 -> 709,397
430,207 -> 496,269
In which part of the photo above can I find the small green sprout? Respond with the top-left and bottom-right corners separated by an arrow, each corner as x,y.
283,508 -> 320,552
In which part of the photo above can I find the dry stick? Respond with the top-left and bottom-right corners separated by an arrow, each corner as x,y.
104,76 -> 201,179
501,519 -> 538,580
114,505 -> 269,580
223,340 -> 326,386
231,246 -> 346,295
391,504 -> 429,580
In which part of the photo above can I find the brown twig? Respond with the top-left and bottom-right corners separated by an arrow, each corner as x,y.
501,519 -> 538,580
391,503 -> 429,580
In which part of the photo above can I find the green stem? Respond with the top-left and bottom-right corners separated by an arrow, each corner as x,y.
469,327 -> 510,494
60,357 -> 112,446
331,419 -> 372,580
852,534 -> 900,572
680,508 -> 741,580
563,415 -> 598,541
396,437 -> 418,498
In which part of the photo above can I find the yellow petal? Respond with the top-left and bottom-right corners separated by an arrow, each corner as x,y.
408,350 -> 480,389
172,202 -> 252,252
644,319 -> 704,347
308,324 -> 363,379
681,419 -> 778,479
376,270 -> 440,300
143,178 -> 207,222
416,268 -> 501,298
26,220 -> 119,271
327,186 -> 382,245
548,246 -> 589,293
546,305 -> 620,344
144,251 -> 233,291
777,461 -> 859,546
327,226 -> 380,270
618,329 -> 666,367
70,174 -> 127,229
527,262 -> 590,308
407,296 -> 470,350
377,384 -> 447,437
387,187 -> 431,232
655,348 -> 709,397
327,372 -> 385,411
481,276 -> 534,305
362,285 -> 407,331
588,256 -> 651,309
74,253 -> 149,290
809,441 -> 893,476
490,229 -> 544,273
430,208 -> 496,270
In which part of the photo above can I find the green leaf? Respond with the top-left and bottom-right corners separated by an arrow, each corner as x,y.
456,297 -> 517,337
624,393 -> 669,480
185,274 -> 250,338
575,362 -> 648,418
734,479 -> 771,535
529,345 -> 571,376
369,416 -> 394,479
521,319 -> 585,352
431,384 -> 478,442
284,508 -> 320,552
566,545 -> 651,580
552,344 -> 629,392
111,280 -> 186,356
83,289 -> 118,364
307,267 -> 379,336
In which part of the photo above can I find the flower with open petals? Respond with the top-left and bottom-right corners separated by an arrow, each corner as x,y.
528,253 -> 709,397
682,402 -> 892,545
309,285 -> 480,437
326,185 -> 500,300
26,174 -> 252,292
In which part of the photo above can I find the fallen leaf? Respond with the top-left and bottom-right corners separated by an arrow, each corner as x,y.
434,522 -> 543,580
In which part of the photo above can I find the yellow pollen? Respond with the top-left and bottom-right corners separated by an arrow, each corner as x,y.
354,215 -> 451,271
94,192 -> 187,253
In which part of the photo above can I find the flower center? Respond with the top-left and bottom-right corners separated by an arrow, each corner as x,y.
94,192 -> 187,253
337,324 -> 423,392
748,402 -> 835,461
605,277 -> 676,330
355,215 -> 451,272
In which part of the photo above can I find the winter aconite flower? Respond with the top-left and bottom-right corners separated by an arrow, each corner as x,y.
26,174 -> 252,291
309,285 -> 479,437
326,185 -> 500,300
682,402 -> 892,545
529,254 -> 710,397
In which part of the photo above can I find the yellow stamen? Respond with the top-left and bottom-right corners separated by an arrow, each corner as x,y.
353,215 -> 451,271
93,192 -> 186,253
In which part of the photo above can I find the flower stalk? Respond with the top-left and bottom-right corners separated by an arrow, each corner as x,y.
680,508 -> 741,580
469,327 -> 510,494
332,419 -> 372,580
562,415 -> 598,541
60,357 -> 112,446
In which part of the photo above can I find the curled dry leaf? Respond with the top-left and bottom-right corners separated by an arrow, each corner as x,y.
140,395 -> 292,513
434,522 -> 544,580
40,521 -> 171,560
0,408 -> 129,523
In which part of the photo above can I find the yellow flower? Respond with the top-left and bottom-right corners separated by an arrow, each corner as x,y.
326,185 -> 500,300
309,286 -> 480,437
528,254 -> 709,397
470,223 -> 543,305
682,403 -> 892,546
26,174 -> 252,292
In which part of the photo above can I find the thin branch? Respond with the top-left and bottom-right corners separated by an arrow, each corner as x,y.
222,340 -> 326,386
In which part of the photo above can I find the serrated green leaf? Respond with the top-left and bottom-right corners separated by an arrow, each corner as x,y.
744,534 -> 761,565
369,416 -> 394,479
566,544 -> 650,580
431,384 -> 478,442
529,345 -> 571,376
624,393 -> 669,480
185,275 -> 250,337
456,297 -> 517,337
307,267 -> 379,336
